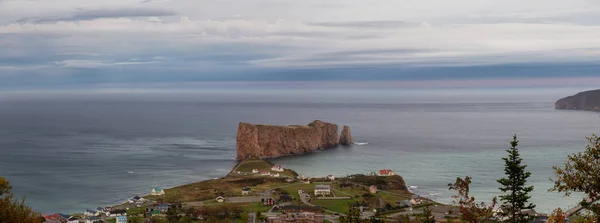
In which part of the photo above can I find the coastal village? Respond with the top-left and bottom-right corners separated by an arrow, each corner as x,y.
44,159 -> 437,223
41,121 -> 568,223
42,160 -> 551,223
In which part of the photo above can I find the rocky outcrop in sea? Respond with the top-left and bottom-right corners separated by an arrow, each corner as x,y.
339,125 -> 353,146
236,120 -> 341,160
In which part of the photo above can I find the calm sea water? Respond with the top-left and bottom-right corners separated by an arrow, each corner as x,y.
0,88 -> 597,214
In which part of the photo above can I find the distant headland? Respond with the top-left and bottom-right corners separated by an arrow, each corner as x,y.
236,120 -> 352,160
555,89 -> 600,112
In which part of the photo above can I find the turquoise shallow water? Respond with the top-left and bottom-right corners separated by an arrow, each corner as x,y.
0,89 -> 597,214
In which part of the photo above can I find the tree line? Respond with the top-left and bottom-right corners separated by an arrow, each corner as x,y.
340,134 -> 600,223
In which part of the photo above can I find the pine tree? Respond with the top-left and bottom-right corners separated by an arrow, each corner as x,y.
497,135 -> 535,223
418,203 -> 436,223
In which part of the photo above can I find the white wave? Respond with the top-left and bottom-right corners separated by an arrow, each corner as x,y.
127,171 -> 134,174
353,142 -> 369,146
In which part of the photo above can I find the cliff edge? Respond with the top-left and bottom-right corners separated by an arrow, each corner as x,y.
555,89 -> 600,112
236,120 -> 339,160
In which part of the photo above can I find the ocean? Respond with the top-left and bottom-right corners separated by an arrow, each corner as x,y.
0,88 -> 597,214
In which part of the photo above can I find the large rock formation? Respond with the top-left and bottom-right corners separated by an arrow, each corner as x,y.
236,120 -> 340,160
339,125 -> 353,146
556,89 -> 600,112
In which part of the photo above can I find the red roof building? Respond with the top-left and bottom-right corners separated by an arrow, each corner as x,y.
379,169 -> 395,176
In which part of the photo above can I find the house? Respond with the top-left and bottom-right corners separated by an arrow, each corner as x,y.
116,216 -> 128,223
130,196 -> 145,203
279,194 -> 292,202
272,173 -> 280,177
242,187 -> 252,195
156,203 -> 169,212
85,216 -> 101,223
84,209 -> 99,216
109,209 -> 127,217
271,165 -> 284,172
216,196 -> 225,203
151,187 -> 165,196
67,216 -> 79,223
261,171 -> 271,176
102,207 -> 112,213
326,175 -> 335,181
410,195 -> 423,205
314,185 -> 331,196
263,197 -> 275,205
369,185 -> 378,194
58,213 -> 71,220
43,214 -> 65,223
286,178 -> 294,182
252,169 -> 259,174
379,169 -> 395,176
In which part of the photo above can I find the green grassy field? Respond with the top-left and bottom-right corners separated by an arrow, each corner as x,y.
312,198 -> 360,213
235,160 -> 272,173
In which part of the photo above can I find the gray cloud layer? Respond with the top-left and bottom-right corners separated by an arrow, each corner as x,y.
17,8 -> 177,23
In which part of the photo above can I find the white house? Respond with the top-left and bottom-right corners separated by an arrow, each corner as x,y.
85,216 -> 101,223
272,173 -> 280,177
271,165 -> 284,172
410,195 -> 423,205
129,196 -> 145,203
252,169 -> 259,174
151,187 -> 165,196
326,175 -> 335,181
67,217 -> 79,223
260,171 -> 271,176
216,196 -> 225,203
84,209 -> 99,217
314,185 -> 331,196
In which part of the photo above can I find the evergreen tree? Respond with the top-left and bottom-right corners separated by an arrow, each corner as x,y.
417,203 -> 436,223
497,135 -> 535,223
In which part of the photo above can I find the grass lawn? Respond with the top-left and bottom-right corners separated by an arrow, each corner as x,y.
144,175 -> 290,202
312,198 -> 359,214
126,207 -> 146,216
235,160 -> 273,173
244,202 -> 273,212
278,183 -> 317,199
376,192 -> 406,203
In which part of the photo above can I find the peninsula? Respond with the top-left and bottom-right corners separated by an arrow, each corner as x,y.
236,120 -> 352,160
555,89 -> 600,112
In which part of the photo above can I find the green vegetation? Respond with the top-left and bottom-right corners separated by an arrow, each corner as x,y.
551,134 -> 600,221
0,177 -> 42,223
312,199 -> 360,213
448,176 -> 497,223
497,135 -> 536,223
126,207 -> 146,216
145,175 -> 289,202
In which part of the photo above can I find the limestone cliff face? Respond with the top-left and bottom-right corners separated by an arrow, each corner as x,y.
236,120 -> 339,160
339,125 -> 353,146
556,89 -> 600,112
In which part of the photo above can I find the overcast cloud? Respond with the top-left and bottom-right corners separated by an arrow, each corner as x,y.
1,0 -> 600,89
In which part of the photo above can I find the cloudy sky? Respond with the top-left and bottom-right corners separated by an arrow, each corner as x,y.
1,0 -> 600,90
